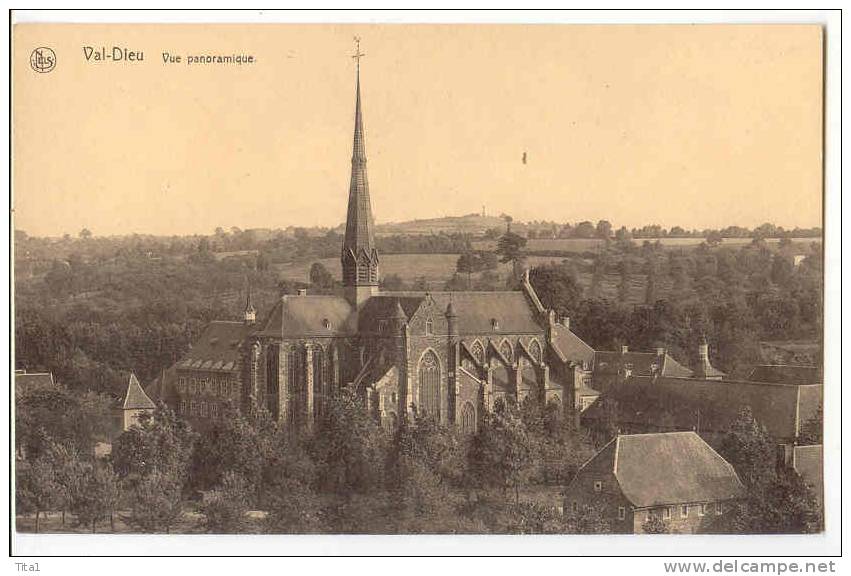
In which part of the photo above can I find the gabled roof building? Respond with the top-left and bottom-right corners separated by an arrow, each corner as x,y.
564,431 -> 745,534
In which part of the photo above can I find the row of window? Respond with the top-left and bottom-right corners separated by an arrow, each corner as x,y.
177,374 -> 238,398
569,501 -> 724,520
655,502 -> 724,519
179,399 -> 221,419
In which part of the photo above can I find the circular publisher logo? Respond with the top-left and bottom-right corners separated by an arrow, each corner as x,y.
30,47 -> 56,73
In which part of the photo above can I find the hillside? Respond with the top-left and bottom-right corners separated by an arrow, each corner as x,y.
375,213 -> 506,236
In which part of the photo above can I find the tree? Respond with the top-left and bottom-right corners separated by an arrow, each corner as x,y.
496,231 -> 528,282
265,477 -> 324,534
596,220 -> 613,239
112,404 -> 196,486
79,228 -> 92,240
706,230 -> 723,247
466,399 -> 535,504
200,472 -> 250,533
456,252 -> 479,287
16,456 -> 58,533
719,406 -> 775,487
309,262 -> 335,291
313,390 -> 387,495
564,502 -> 611,534
46,441 -> 85,527
125,469 -> 185,534
71,463 -> 120,533
714,468 -> 822,534
190,404 -> 281,502
798,406 -> 823,445
528,264 -> 583,318
384,413 -> 465,532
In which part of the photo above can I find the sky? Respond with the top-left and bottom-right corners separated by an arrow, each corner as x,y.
13,24 -> 823,237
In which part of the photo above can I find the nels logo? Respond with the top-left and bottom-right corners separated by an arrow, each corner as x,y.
30,47 -> 56,73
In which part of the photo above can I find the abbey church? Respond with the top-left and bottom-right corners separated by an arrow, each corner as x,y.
154,55 -> 594,433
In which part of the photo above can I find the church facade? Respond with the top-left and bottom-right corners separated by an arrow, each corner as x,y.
158,60 -> 593,433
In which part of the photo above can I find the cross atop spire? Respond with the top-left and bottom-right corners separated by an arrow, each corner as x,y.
352,36 -> 365,71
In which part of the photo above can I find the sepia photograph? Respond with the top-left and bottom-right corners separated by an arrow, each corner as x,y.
8,10 -> 840,562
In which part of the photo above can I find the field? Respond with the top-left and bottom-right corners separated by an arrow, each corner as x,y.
275,253 -> 581,289
471,237 -> 821,253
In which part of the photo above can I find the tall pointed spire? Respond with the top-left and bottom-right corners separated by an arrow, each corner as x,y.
342,37 -> 379,305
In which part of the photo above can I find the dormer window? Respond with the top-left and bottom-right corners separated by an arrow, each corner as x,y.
323,318 -> 332,330
425,318 -> 434,335
491,318 -> 500,331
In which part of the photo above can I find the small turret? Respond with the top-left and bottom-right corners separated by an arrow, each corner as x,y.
445,297 -> 458,336
694,334 -> 725,380
243,278 -> 256,325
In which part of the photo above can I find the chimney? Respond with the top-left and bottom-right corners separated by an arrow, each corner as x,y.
561,317 -> 571,330
297,288 -> 308,296
656,347 -> 666,357
621,345 -> 629,355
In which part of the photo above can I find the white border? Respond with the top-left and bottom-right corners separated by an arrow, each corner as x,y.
5,7 -> 843,564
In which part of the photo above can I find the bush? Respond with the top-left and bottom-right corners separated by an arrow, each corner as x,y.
200,472 -> 250,533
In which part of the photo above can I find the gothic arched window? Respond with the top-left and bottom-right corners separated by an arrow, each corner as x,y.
529,339 -> 543,363
418,350 -> 441,419
500,340 -> 514,363
266,346 -> 279,419
471,341 -> 485,365
287,347 -> 305,426
460,402 -> 477,434
313,346 -> 325,419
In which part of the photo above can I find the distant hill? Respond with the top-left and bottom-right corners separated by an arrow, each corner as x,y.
375,213 -> 506,236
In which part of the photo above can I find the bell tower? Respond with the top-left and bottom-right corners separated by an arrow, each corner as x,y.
341,37 -> 379,307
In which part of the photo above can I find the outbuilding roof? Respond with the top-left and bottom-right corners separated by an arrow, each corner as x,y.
575,431 -> 745,508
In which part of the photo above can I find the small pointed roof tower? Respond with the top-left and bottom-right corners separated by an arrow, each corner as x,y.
123,372 -> 156,411
243,276 -> 256,325
341,37 -> 379,307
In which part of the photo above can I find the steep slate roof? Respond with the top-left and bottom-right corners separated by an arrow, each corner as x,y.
550,323 -> 595,366
748,364 -> 822,385
342,66 -> 376,257
614,432 -> 745,507
177,321 -> 255,371
123,373 -> 156,410
582,376 -> 818,440
595,350 -> 693,378
254,295 -> 356,338
576,432 -> 744,508
419,291 -> 542,334
357,294 -> 425,332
